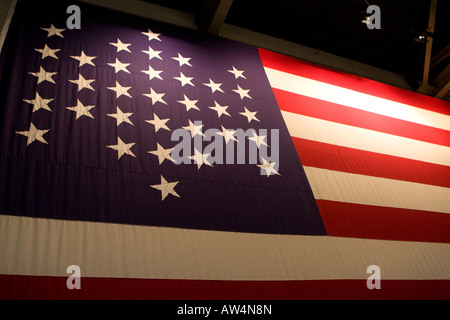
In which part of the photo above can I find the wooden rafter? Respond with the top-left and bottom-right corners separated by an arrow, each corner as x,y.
198,0 -> 234,36
433,63 -> 450,98
421,0 -> 437,85
430,44 -> 450,69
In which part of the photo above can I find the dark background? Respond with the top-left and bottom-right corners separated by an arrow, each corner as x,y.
143,0 -> 450,101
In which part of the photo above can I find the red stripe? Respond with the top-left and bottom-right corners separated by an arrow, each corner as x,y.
259,48 -> 450,117
292,137 -> 450,188
275,88 -> 450,147
1,274 -> 449,300
317,200 -> 450,243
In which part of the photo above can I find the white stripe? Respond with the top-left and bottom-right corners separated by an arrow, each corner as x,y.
0,215 -> 449,280
281,110 -> 450,167
304,166 -> 450,214
265,67 -> 450,131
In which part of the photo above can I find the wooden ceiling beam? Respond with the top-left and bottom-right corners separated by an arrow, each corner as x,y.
430,44 -> 450,69
198,0 -> 233,36
434,81 -> 450,99
421,0 -> 437,85
433,63 -> 450,98
433,63 -> 450,86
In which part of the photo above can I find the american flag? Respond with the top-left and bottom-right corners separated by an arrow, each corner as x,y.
0,0 -> 449,299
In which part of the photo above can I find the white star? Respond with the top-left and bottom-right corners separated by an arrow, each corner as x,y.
182,120 -> 205,138
227,66 -> 246,79
107,137 -> 136,159
257,158 -> 280,177
232,85 -> 251,99
41,24 -> 65,38
16,122 -> 50,146
141,65 -> 163,80
174,72 -> 194,87
107,106 -> 133,126
29,66 -> 57,84
109,38 -> 131,53
239,107 -> 260,123
34,44 -> 60,60
107,81 -> 132,98
177,94 -> 200,112
69,74 -> 95,92
143,88 -> 167,105
148,143 -> 174,165
142,28 -> 161,42
70,50 -> 96,67
66,99 -> 95,119
172,53 -> 192,67
189,148 -> 213,170
209,101 -> 231,118
150,175 -> 180,201
142,46 -> 162,60
23,92 -> 53,112
145,113 -> 170,132
248,130 -> 268,148
203,78 -> 224,93
107,58 -> 131,74
216,125 -> 238,144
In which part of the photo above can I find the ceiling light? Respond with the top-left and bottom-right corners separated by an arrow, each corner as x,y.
361,0 -> 371,24
414,31 -> 433,43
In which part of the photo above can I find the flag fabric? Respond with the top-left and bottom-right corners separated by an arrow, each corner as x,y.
260,49 -> 450,244
0,0 -> 449,300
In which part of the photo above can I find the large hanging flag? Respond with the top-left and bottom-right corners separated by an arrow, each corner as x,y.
0,0 -> 449,300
